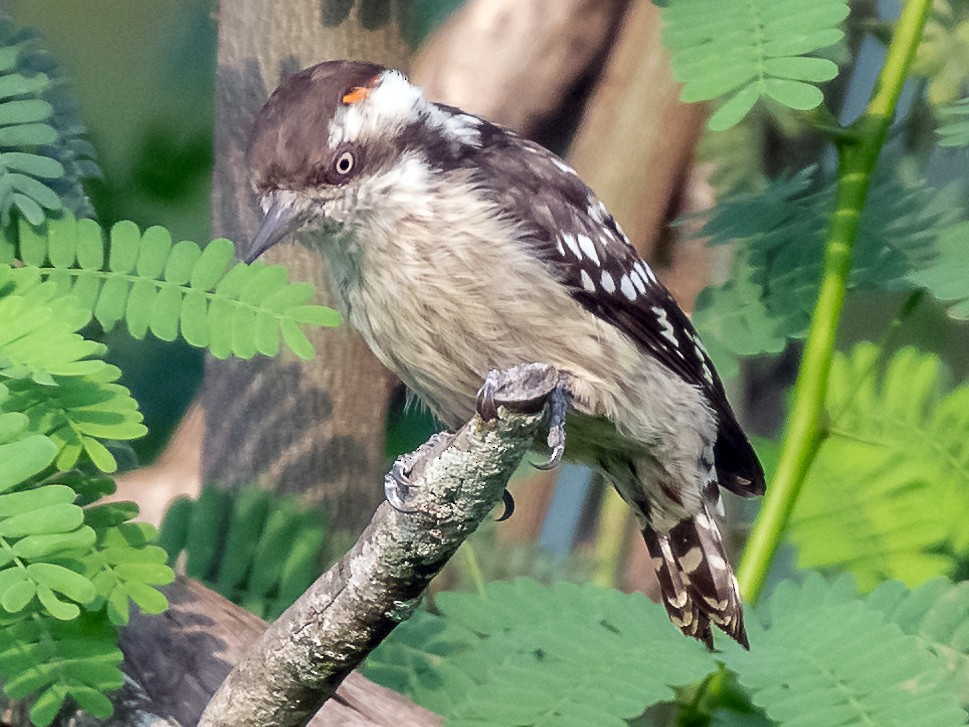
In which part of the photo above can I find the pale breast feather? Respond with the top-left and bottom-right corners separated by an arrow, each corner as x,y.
436,110 -> 765,497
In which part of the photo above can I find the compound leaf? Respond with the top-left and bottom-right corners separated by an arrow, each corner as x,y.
721,574 -> 966,727
789,344 -> 969,589
9,213 -> 339,360
661,0 -> 848,129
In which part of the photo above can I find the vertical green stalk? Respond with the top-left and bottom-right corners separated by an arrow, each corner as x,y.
591,486 -> 631,588
461,542 -> 486,596
736,0 -> 933,603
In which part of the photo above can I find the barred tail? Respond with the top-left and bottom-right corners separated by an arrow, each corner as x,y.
642,505 -> 748,649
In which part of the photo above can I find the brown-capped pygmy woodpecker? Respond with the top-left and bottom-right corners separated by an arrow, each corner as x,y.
243,60 -> 765,648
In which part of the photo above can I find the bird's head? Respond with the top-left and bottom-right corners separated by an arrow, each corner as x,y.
245,60 -> 452,262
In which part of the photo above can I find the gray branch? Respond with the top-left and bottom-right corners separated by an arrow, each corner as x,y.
198,365 -> 557,726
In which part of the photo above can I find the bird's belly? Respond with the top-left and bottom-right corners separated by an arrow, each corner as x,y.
352,291 -> 634,466
340,265 -> 646,452
321,223 -> 714,469
346,285 -> 539,427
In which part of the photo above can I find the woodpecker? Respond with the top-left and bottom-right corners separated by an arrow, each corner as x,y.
244,60 -> 765,648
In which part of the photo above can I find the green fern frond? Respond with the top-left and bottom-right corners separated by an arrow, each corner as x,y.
10,26 -> 100,218
0,265 -> 147,473
660,0 -> 848,130
0,19 -> 98,225
8,213 -> 340,360
366,579 -> 717,724
720,573 -> 967,726
0,611 -> 121,727
369,576 -> 969,725
788,344 -> 969,589
937,97 -> 969,147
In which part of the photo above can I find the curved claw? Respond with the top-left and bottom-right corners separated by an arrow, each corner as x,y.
475,374 -> 499,421
531,383 -> 568,470
495,488 -> 516,522
384,459 -> 419,514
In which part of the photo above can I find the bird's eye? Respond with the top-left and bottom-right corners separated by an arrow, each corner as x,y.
334,151 -> 354,176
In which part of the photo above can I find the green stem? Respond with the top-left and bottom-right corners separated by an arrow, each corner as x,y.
461,542 -> 486,596
591,484 -> 631,588
735,0 -> 933,604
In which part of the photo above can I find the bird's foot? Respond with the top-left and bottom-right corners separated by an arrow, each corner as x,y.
532,382 -> 569,470
474,362 -> 572,472
383,430 -> 456,513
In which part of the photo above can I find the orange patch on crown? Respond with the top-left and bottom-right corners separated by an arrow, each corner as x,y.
341,85 -> 372,105
341,73 -> 383,106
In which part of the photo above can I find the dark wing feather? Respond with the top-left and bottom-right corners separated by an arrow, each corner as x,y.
433,108 -> 764,496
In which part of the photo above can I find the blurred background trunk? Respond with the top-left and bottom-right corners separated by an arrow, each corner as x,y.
201,0 -> 409,535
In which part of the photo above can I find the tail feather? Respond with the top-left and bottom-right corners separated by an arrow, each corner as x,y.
643,506 -> 748,649
642,527 -> 713,648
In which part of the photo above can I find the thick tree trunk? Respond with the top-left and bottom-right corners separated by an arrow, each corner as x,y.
202,0 -> 409,532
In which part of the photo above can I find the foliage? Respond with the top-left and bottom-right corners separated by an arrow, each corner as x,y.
788,344 -> 969,590
721,574 -> 967,726
158,485 -> 328,620
936,97 -> 969,147
365,575 -> 968,725
659,0 -> 848,130
867,577 -> 969,705
0,212 -> 340,360
691,166 -> 961,374
0,18 -> 98,225
0,208 -> 338,721
913,1 -> 969,106
909,222 -> 969,318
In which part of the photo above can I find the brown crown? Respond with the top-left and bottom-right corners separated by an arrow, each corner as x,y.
247,60 -> 387,193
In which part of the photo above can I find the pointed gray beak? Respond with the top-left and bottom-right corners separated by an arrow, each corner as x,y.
244,195 -> 301,263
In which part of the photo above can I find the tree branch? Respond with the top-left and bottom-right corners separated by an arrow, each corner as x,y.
198,367 -> 557,726
62,579 -> 432,727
